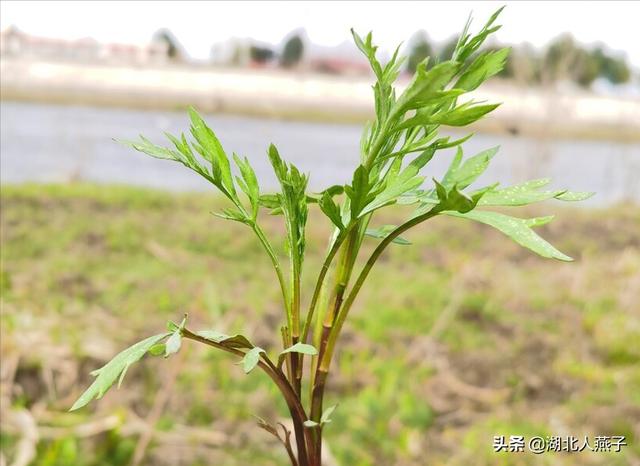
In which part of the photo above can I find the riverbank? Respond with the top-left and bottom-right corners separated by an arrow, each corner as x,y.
2,58 -> 639,142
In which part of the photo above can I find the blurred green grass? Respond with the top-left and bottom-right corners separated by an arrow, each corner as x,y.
1,183 -> 638,466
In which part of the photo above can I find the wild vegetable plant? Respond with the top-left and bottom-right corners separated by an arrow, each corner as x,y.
71,8 -> 592,465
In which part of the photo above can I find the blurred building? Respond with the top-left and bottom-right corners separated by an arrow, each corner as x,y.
0,26 -> 169,65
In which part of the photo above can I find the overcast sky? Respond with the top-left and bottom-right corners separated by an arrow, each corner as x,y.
2,1 -> 638,66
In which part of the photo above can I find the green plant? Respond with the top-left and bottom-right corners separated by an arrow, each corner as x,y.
71,8 -> 592,466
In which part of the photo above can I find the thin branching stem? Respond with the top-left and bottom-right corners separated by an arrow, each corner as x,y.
301,225 -> 354,344
252,222 -> 291,315
181,328 -> 312,466
319,208 -> 442,372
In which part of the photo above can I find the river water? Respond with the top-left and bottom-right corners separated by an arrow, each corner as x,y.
1,101 -> 638,205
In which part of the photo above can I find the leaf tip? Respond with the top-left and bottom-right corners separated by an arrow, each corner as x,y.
69,402 -> 83,412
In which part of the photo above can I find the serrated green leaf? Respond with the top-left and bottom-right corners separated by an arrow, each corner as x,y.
242,347 -> 265,374
306,185 -> 345,204
267,143 -> 286,179
116,364 -> 130,389
70,333 -> 170,411
394,61 -> 461,113
385,156 -> 403,181
350,29 -> 366,55
442,146 -> 499,189
319,192 -> 344,230
441,147 -> 464,186
455,47 -> 510,91
435,181 -> 468,211
351,29 -> 383,79
321,404 -> 338,424
434,132 -> 474,150
213,208 -> 249,223
554,191 -> 595,202
432,103 -> 501,127
197,330 -> 254,349
303,404 -> 338,428
478,179 -> 595,206
524,215 -> 555,228
267,143 -> 309,264
360,175 -> 424,217
445,210 -> 573,261
396,102 -> 500,131
323,185 -> 345,197
122,136 -> 179,162
258,194 -> 280,209
165,132 -> 193,161
188,108 -> 236,196
455,7 -> 505,63
280,343 -> 318,356
277,343 -> 319,370
477,179 -> 556,205
346,165 -> 375,219
360,149 -> 434,217
433,180 -> 487,213
365,226 -> 411,245
233,153 -> 260,217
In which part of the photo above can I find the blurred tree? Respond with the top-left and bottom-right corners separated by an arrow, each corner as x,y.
575,50 -> 601,87
406,31 -> 433,72
603,57 -> 631,84
153,28 -> 183,61
503,44 -> 543,84
250,45 -> 275,64
592,48 -> 631,84
544,35 -> 631,87
281,34 -> 304,68
439,37 -> 459,62
543,34 -> 576,83
543,34 -> 598,87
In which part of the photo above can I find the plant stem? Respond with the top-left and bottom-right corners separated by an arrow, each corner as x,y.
281,325 -> 294,384
301,226 -> 352,344
253,221 -> 302,389
291,257 -> 302,394
306,112 -> 396,460
311,214 -> 371,416
302,226 -> 352,405
252,223 -> 291,316
308,224 -> 362,465
364,119 -> 393,168
325,232 -> 357,326
309,369 -> 328,465
319,208 -> 442,373
283,437 -> 299,466
181,328 -> 312,466
262,356 -> 310,466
